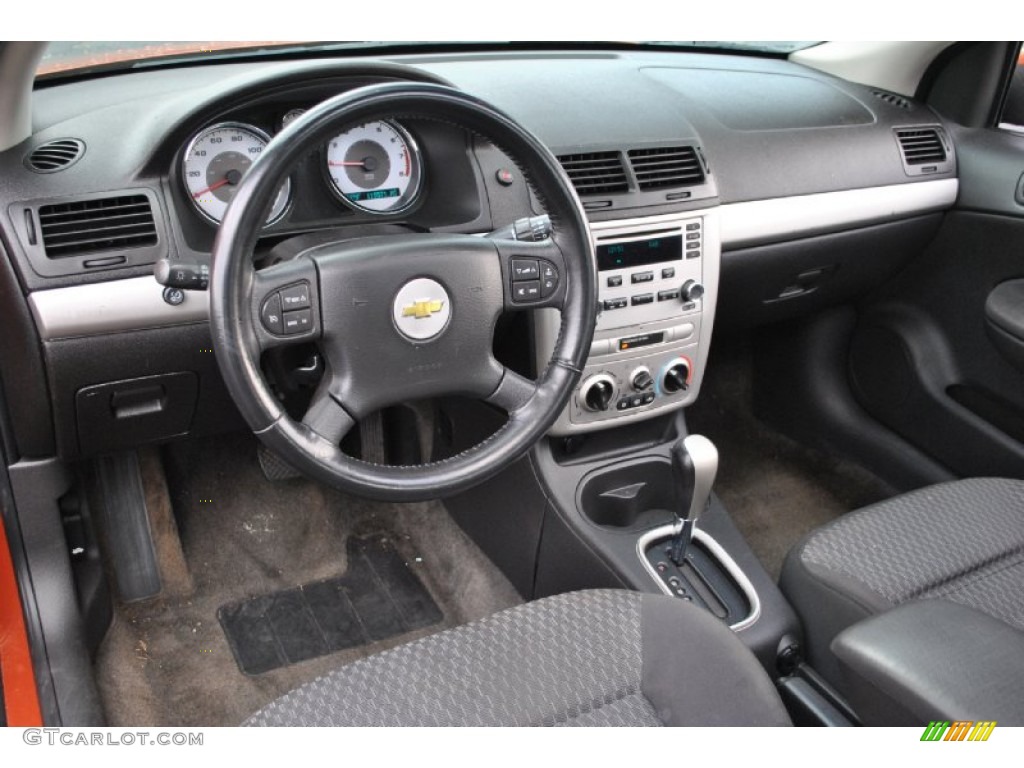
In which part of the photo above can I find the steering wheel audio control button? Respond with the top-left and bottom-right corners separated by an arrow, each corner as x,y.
281,282 -> 311,310
283,309 -> 312,335
511,259 -> 540,281
261,293 -> 284,334
512,281 -> 541,303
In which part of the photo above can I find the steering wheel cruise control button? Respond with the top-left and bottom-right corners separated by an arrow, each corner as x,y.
282,309 -> 312,335
280,282 -> 311,310
511,259 -> 540,281
261,293 -> 284,335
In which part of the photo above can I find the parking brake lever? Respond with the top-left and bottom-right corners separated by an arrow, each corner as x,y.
669,434 -> 719,566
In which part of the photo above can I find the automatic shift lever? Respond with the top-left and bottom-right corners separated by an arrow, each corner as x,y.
669,434 -> 719,566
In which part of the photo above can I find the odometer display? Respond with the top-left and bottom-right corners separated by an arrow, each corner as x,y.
182,122 -> 290,226
325,120 -> 422,214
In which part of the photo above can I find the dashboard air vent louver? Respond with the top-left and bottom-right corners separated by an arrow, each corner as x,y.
557,151 -> 629,195
38,195 -> 157,258
872,90 -> 911,110
895,127 -> 947,166
628,146 -> 705,190
25,139 -> 85,172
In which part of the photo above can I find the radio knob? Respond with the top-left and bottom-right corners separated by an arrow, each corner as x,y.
631,367 -> 653,392
681,280 -> 705,302
581,375 -> 616,412
663,361 -> 691,394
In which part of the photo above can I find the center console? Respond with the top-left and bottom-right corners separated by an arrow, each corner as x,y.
536,210 -> 721,434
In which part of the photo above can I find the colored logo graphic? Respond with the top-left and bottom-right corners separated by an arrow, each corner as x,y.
402,300 -> 445,319
920,721 -> 996,742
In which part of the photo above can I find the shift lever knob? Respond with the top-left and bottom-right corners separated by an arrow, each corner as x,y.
669,434 -> 719,565
679,434 -> 718,524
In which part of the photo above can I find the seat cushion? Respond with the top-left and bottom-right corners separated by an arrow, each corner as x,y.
244,589 -> 791,727
781,478 -> 1024,684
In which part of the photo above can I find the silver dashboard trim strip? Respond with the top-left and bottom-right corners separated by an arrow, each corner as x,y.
719,178 -> 958,249
637,524 -> 762,632
29,276 -> 209,341
26,180 -> 958,341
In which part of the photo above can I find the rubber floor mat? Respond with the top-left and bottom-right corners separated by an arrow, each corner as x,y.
218,534 -> 443,675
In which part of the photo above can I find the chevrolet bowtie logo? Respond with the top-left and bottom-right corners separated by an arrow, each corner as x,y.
402,299 -> 445,319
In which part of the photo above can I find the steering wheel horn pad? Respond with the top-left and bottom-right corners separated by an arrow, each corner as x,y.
210,83 -> 596,500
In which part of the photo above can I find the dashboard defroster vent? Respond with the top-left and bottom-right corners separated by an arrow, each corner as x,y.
628,146 -> 705,190
557,151 -> 629,195
25,138 -> 85,173
872,90 -> 911,110
895,128 -> 947,166
38,194 -> 157,259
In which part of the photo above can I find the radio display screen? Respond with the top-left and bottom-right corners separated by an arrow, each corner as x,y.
596,234 -> 682,272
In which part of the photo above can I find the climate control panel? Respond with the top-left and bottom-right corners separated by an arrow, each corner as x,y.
536,210 -> 720,435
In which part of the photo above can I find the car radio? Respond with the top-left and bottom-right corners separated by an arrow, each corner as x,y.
536,210 -> 720,434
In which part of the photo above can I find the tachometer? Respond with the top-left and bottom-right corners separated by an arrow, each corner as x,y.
325,120 -> 422,214
182,122 -> 290,226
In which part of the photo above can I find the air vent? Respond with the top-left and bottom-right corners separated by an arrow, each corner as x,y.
628,146 -> 705,190
38,195 -> 157,258
872,90 -> 911,110
557,151 -> 629,195
895,128 -> 947,166
25,139 -> 85,173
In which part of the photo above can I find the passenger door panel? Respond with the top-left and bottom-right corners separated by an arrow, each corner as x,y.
848,126 -> 1024,477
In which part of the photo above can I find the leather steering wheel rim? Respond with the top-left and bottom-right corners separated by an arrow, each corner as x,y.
210,82 -> 596,501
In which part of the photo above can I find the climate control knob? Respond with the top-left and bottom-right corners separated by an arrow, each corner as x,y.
631,367 -> 654,392
581,374 -> 617,412
662,361 -> 691,394
681,280 -> 705,302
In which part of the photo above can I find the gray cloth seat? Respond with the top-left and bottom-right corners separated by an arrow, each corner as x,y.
245,589 -> 791,726
781,477 -> 1024,685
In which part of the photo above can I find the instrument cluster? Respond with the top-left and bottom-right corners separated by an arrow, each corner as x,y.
180,113 -> 424,228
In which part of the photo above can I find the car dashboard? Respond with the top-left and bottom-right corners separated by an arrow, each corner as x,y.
0,47 -> 959,462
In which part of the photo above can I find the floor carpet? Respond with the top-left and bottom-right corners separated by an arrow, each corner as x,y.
686,343 -> 896,579
93,432 -> 522,727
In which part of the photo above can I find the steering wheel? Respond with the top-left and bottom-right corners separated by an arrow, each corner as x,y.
210,83 -> 597,501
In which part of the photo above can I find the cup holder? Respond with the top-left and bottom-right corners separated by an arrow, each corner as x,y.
577,457 -> 677,531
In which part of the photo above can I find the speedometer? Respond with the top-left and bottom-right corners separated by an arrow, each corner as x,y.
325,120 -> 422,214
182,122 -> 290,226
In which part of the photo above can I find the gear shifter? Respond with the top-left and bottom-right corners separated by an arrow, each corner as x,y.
669,434 -> 719,566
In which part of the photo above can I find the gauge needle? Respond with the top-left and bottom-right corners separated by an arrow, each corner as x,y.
191,178 -> 231,198
191,169 -> 243,199
329,161 -> 367,167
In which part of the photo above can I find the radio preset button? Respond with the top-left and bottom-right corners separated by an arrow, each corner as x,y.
658,288 -> 681,302
607,275 -> 623,287
685,222 -> 701,231
686,250 -> 701,260
631,293 -> 654,306
686,232 -> 701,241
603,297 -> 628,311
662,267 -> 676,279
631,271 -> 654,284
